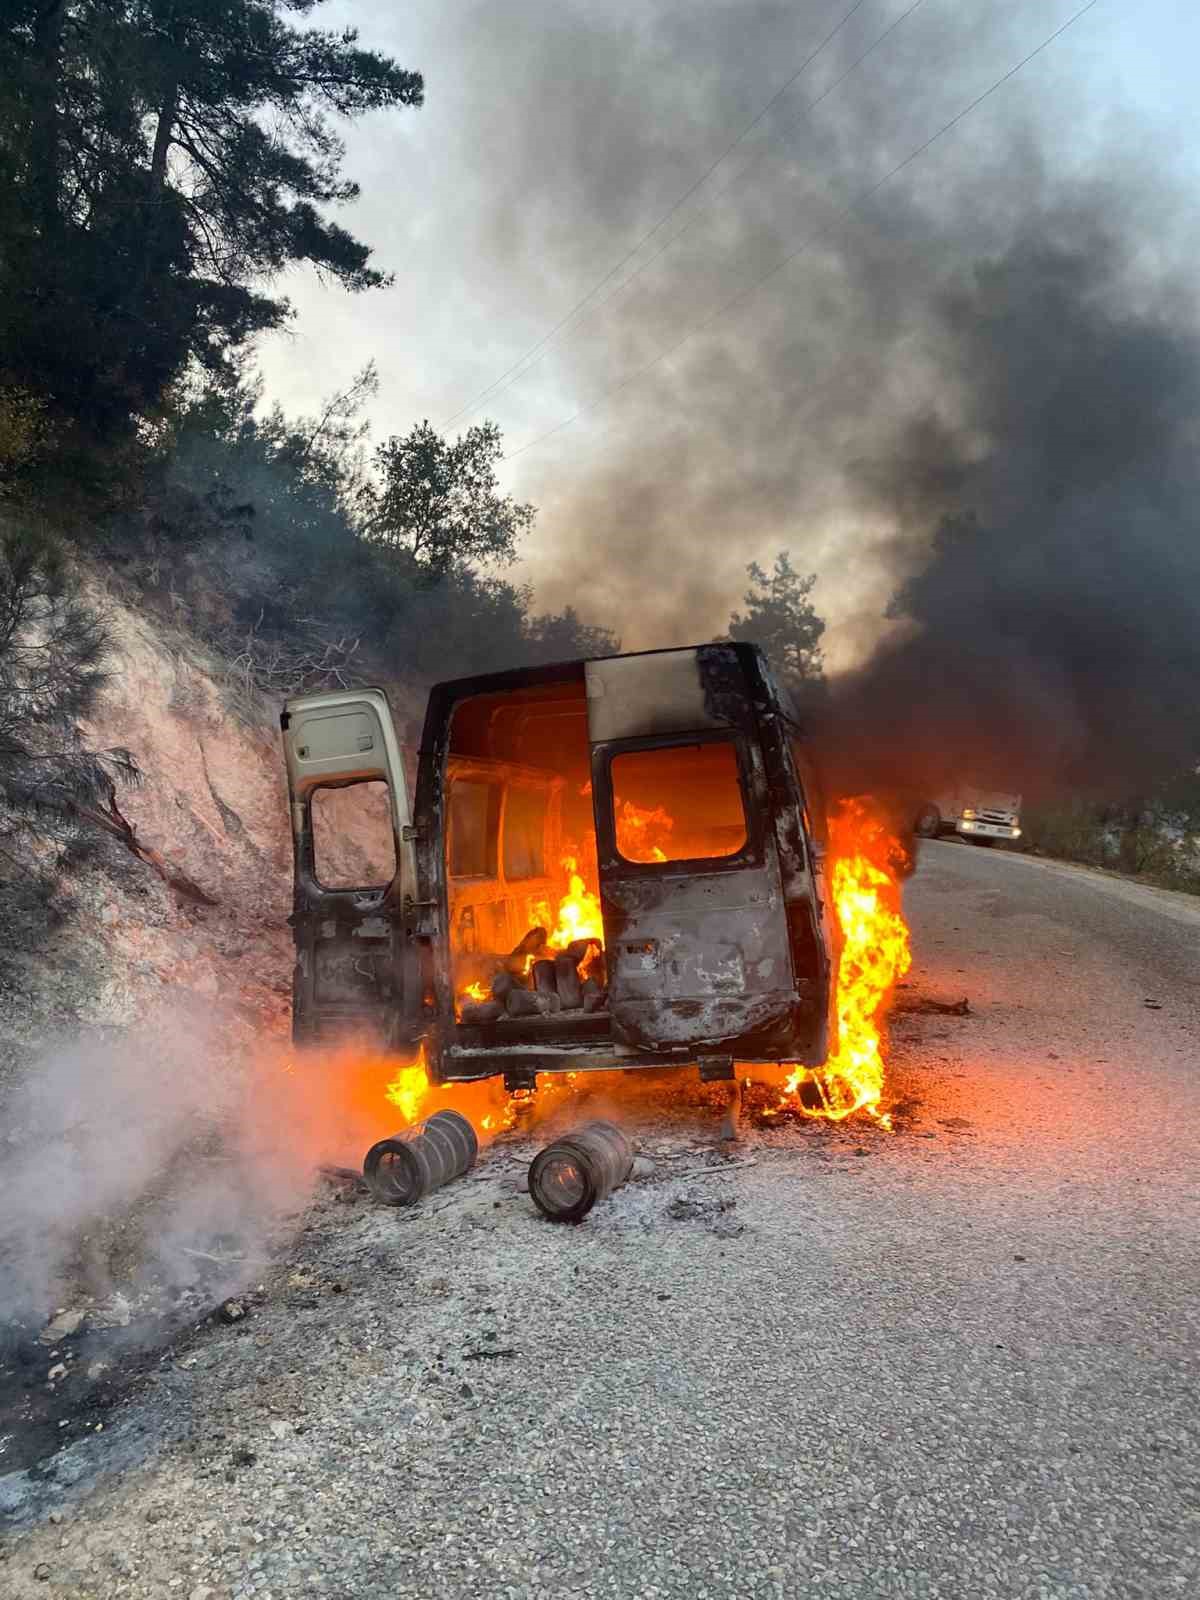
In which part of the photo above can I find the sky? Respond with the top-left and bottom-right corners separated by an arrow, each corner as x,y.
255,0 -> 1200,672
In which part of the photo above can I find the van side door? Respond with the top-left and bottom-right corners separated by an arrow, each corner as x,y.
281,688 -> 421,1048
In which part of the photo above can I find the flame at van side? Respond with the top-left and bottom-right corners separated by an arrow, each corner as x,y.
768,798 -> 911,1126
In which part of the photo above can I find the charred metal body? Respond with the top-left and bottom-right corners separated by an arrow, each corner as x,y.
282,643 -> 836,1088
362,1109 -> 478,1205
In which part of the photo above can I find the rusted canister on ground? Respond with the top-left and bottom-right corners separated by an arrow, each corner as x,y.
363,1109 -> 478,1205
528,1120 -> 633,1223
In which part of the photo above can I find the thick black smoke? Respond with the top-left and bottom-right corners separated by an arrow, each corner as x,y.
421,2 -> 1199,799
817,185 -> 1200,804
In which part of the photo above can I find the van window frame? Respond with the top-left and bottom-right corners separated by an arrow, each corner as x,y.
595,729 -> 765,875
307,777 -> 400,895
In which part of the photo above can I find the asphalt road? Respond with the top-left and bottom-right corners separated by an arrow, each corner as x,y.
3,841 -> 1198,1598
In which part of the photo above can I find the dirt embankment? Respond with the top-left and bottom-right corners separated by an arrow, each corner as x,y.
0,585 -> 426,1482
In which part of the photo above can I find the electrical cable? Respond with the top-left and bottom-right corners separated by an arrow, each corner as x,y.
450,0 -> 930,431
503,0 -> 1102,464
440,0 -> 876,430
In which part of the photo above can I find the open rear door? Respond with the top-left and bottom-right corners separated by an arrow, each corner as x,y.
585,646 -> 800,1059
281,688 -> 421,1048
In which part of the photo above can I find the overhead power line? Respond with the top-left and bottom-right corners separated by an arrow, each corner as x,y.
503,0 -> 1103,466
448,0 -> 931,433
440,0 -> 875,431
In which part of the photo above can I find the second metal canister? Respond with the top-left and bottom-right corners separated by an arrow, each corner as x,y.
363,1108 -> 479,1205
528,1120 -> 634,1223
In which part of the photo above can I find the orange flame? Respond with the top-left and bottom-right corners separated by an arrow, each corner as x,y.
384,1044 -> 432,1124
547,853 -> 604,949
616,799 -> 672,863
774,797 -> 911,1127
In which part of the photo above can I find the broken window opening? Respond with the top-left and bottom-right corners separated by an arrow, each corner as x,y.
310,780 -> 397,891
610,739 -> 748,864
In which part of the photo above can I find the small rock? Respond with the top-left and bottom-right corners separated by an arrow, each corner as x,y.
93,1293 -> 132,1329
268,1420 -> 291,1440
710,1218 -> 745,1240
47,1363 -> 67,1382
39,1309 -> 86,1345
34,1564 -> 51,1580
459,1383 -> 474,1399
48,1512 -> 63,1526
1014,1254 -> 1027,1263
667,1189 -> 736,1222
218,1299 -> 246,1324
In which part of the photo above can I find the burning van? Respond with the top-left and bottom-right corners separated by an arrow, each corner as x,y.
281,643 -> 835,1091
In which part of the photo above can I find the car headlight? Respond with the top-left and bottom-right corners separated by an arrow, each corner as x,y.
1011,826 -> 1022,838
961,819 -> 976,830
961,808 -> 976,820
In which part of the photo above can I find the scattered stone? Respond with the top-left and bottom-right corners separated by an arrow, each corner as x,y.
92,1293 -> 132,1329
1014,1254 -> 1028,1263
895,995 -> 970,1016
39,1309 -> 86,1345
710,1217 -> 745,1240
459,1383 -> 474,1399
47,1362 -> 67,1382
34,1563 -> 51,1580
666,1189 -> 736,1223
268,1420 -> 291,1440
218,1299 -> 246,1324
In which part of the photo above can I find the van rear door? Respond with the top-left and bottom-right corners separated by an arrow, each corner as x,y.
586,645 -> 813,1060
281,688 -> 421,1048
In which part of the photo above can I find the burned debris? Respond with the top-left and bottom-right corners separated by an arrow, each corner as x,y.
460,927 -> 606,1025
528,1121 -> 634,1223
363,1110 -> 478,1206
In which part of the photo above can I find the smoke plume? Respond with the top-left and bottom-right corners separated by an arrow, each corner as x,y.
345,0 -> 1197,800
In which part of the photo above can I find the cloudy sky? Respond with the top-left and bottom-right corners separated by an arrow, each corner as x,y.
256,0 -> 1198,671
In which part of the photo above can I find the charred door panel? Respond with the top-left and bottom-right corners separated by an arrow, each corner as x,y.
282,688 -> 420,1048
602,866 -> 797,1052
586,645 -> 812,1058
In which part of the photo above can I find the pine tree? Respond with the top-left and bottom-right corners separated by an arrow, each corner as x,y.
0,1 -> 422,436
726,551 -> 826,692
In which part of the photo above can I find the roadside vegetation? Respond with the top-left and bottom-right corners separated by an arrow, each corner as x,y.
1019,778 -> 1200,895
0,3 -> 619,802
